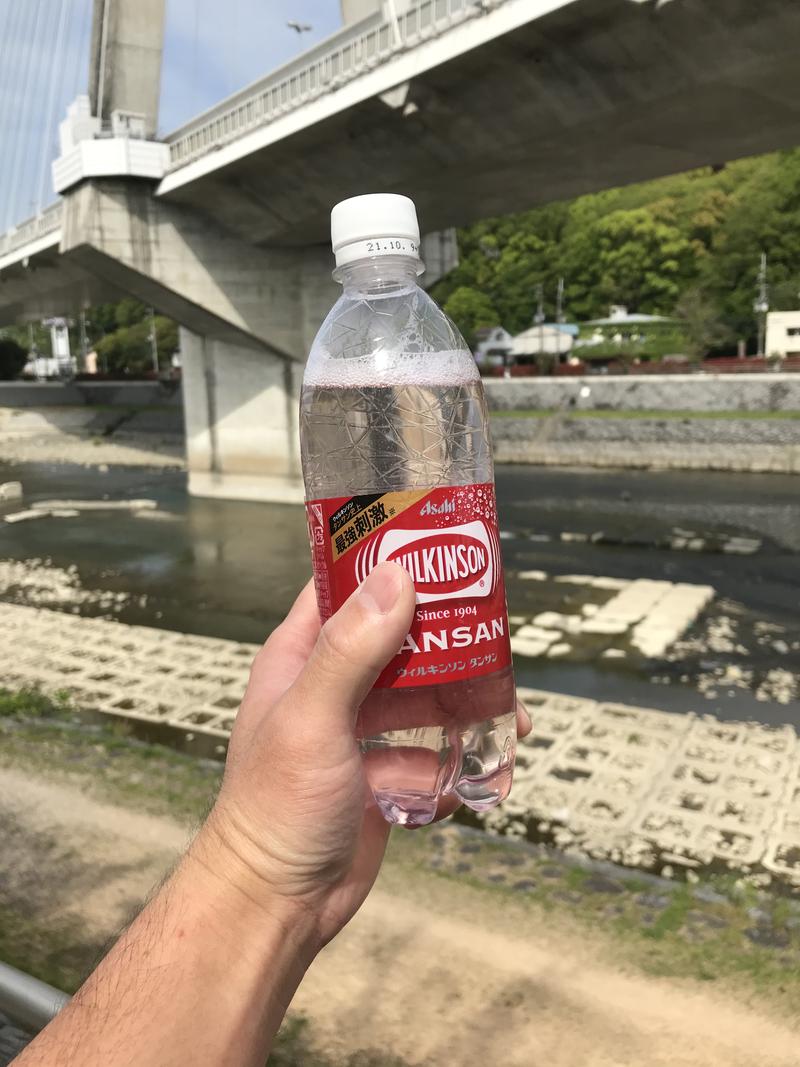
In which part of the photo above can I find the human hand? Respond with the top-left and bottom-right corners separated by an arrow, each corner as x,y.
194,563 -> 531,951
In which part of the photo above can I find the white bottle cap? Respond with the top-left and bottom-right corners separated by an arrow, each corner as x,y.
331,193 -> 421,268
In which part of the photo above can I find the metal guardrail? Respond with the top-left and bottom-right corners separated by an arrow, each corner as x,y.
0,203 -> 63,260
0,0 -> 498,248
0,961 -> 69,1035
166,0 -> 501,170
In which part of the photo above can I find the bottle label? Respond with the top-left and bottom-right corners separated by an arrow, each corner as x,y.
305,484 -> 512,689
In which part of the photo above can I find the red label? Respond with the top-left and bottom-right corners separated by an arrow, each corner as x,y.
306,484 -> 511,688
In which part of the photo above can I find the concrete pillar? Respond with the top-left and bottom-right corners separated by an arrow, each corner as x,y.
89,0 -> 166,137
180,328 -> 305,504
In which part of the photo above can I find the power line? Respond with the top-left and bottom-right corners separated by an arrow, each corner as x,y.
1,0 -> 44,229
36,0 -> 70,213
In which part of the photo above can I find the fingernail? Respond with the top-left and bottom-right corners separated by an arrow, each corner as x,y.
358,563 -> 404,615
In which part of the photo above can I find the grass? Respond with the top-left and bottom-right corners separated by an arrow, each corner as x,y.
491,407 -> 800,420
0,688 -> 221,825
387,828 -> 800,1008
3,688 -> 800,1032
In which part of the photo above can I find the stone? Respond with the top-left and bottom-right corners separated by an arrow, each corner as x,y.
581,603 -> 599,617
745,925 -> 790,949
454,862 -> 472,874
685,910 -> 728,930
580,618 -> 629,635
4,509 -> 48,524
487,873 -> 507,883
460,842 -> 481,854
515,624 -> 561,643
0,481 -> 22,500
590,577 -> 629,591
510,636 -> 551,658
512,879 -> 538,892
539,864 -> 564,880
723,537 -> 761,555
518,569 -> 548,581
636,893 -> 671,910
601,648 -> 626,659
533,611 -> 573,629
32,498 -> 158,512
496,854 -> 526,868
552,889 -> 583,905
692,886 -> 728,906
584,874 -> 625,894
547,643 -> 572,658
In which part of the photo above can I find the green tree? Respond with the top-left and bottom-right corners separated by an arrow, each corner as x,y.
703,149 -> 800,340
0,338 -> 27,379
442,286 -> 499,346
674,287 -> 734,359
94,315 -> 178,374
560,208 -> 695,319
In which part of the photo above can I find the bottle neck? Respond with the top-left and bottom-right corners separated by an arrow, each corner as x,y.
336,255 -> 421,296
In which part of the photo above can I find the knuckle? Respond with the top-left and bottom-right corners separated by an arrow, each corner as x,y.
316,616 -> 358,671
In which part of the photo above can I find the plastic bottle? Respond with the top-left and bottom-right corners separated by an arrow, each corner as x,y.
300,193 -> 516,826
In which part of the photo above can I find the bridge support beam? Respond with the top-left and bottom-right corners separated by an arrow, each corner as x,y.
57,178 -> 338,502
180,328 -> 305,503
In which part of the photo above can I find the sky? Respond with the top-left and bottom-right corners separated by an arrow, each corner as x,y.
0,0 -> 344,231
159,0 -> 343,133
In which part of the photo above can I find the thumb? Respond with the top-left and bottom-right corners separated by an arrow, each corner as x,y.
289,562 -> 415,729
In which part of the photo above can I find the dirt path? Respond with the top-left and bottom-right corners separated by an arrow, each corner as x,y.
2,766 -> 797,1066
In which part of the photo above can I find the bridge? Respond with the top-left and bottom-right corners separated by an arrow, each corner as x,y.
1,0 -> 799,501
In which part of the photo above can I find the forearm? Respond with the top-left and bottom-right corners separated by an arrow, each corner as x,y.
16,833 -> 318,1067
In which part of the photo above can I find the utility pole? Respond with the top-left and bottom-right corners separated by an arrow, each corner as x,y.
148,307 -> 159,375
754,251 -> 769,356
555,276 -> 565,365
78,309 -> 89,374
534,283 -> 545,366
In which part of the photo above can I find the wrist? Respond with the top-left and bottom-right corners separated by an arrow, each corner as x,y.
186,814 -> 322,968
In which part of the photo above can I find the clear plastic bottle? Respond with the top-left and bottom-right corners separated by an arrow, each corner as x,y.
300,193 -> 516,827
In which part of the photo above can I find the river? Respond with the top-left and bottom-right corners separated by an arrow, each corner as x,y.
2,459 -> 798,726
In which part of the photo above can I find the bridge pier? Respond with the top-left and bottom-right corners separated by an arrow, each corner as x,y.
180,329 -> 305,504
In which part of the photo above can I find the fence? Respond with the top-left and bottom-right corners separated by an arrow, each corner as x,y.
166,0 -> 498,169
0,203 -> 62,260
483,357 -> 800,378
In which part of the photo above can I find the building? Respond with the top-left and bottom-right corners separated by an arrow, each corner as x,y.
574,305 -> 684,362
511,323 -> 577,361
765,311 -> 800,359
473,326 -> 513,367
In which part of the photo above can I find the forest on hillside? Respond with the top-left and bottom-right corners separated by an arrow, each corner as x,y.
430,148 -> 800,357
3,149 -> 799,373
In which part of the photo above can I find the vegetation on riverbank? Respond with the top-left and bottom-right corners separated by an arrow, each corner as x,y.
491,408 -> 800,420
432,149 -> 800,352
2,687 -> 799,1016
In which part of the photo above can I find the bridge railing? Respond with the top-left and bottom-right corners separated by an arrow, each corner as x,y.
166,0 -> 494,171
0,203 -> 63,260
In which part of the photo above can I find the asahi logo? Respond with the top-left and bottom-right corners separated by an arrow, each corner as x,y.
354,519 -> 499,604
420,498 -> 454,516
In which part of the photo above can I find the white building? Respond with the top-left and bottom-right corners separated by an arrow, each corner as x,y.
473,326 -> 513,366
511,323 -> 576,359
766,310 -> 800,359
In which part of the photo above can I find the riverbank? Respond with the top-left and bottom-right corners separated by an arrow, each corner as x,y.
490,410 -> 800,473
0,403 -> 184,469
1,704 -> 799,1066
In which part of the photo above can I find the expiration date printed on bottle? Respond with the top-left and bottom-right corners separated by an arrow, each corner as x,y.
305,484 -> 512,688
